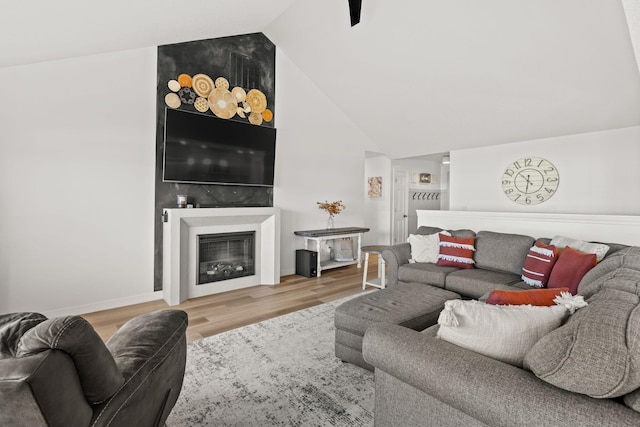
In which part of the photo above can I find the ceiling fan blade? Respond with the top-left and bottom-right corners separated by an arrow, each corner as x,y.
348,0 -> 362,26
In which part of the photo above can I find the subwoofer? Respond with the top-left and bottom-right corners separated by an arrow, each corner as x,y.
295,249 -> 318,277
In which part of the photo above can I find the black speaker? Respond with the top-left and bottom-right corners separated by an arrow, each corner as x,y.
296,249 -> 318,278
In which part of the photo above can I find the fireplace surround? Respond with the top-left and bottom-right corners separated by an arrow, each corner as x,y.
162,207 -> 280,305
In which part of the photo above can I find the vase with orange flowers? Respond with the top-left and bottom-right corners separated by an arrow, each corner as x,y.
317,200 -> 346,229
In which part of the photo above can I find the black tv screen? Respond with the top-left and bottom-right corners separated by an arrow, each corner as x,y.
163,108 -> 276,186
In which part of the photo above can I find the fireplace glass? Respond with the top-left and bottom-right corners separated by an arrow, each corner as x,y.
198,231 -> 256,285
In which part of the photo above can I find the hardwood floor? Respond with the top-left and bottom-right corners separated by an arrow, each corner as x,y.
82,256 -> 380,343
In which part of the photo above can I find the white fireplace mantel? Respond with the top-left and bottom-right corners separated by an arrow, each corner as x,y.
162,207 -> 280,306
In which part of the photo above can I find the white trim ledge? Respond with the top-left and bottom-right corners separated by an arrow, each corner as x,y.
416,211 -> 640,246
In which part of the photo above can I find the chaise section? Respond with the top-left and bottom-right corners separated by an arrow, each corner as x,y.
363,324 -> 640,427
335,283 -> 460,370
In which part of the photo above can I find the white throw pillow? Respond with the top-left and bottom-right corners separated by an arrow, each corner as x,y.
436,299 -> 568,367
550,235 -> 610,262
407,231 -> 451,263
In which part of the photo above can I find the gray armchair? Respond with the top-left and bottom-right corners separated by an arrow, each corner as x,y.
0,309 -> 188,427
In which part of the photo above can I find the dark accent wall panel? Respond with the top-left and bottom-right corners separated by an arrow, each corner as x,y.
154,33 -> 276,290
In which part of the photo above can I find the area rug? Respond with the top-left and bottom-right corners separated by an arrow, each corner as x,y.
166,294 -> 374,426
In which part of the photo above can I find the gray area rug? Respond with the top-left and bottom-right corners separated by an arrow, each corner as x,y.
167,294 -> 374,426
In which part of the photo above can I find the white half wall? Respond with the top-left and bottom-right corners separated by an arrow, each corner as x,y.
449,126 -> 640,215
0,47 -> 158,317
416,210 -> 640,247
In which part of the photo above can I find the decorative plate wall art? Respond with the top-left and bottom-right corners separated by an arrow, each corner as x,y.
164,72 -> 272,126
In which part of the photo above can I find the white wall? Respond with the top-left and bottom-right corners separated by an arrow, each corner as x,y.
449,126 -> 640,215
0,48 -> 158,316
391,158 -> 444,234
273,49 -> 376,275
0,44 -> 378,315
363,154 -> 392,246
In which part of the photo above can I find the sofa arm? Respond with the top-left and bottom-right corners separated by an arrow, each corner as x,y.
381,243 -> 411,286
91,309 -> 188,427
363,324 -> 640,427
0,351 -> 93,427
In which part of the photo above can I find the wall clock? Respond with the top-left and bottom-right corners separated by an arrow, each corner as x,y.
501,157 -> 559,205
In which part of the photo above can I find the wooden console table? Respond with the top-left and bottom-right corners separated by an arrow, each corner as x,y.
294,227 -> 370,277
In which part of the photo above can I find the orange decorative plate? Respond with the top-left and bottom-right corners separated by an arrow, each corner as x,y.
177,74 -> 192,87
261,109 -> 273,122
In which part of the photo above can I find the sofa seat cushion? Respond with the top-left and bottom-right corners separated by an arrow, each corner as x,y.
398,263 -> 459,288
335,283 -> 461,336
445,269 -> 522,299
475,230 -> 535,275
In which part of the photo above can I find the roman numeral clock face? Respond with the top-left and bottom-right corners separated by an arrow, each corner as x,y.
501,157 -> 559,205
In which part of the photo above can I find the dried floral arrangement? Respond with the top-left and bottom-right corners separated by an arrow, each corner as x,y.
317,200 -> 346,217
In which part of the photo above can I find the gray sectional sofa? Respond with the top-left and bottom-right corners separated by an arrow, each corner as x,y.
335,226 -> 640,426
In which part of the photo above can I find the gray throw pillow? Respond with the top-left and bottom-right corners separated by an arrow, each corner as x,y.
524,286 -> 640,398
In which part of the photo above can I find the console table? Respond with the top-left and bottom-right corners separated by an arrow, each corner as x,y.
294,227 -> 370,277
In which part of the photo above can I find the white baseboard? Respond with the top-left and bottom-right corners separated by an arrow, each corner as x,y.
42,291 -> 164,318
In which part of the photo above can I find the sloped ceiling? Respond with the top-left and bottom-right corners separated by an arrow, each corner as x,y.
266,0 -> 640,158
2,0 -> 639,159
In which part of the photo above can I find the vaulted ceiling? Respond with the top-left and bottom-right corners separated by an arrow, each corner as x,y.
2,0 -> 639,159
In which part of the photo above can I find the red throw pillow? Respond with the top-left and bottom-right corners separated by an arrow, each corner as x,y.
521,242 -> 559,288
486,287 -> 570,306
437,234 -> 475,269
547,246 -> 597,295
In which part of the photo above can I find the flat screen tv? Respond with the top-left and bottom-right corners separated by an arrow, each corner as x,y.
163,108 -> 276,186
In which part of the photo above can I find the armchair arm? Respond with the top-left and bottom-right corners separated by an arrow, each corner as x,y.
363,324 -> 640,427
0,351 -> 92,427
92,309 -> 188,427
381,243 -> 411,286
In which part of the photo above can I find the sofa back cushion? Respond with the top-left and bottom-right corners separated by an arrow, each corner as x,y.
416,226 -> 444,235
474,231 -> 535,276
578,247 -> 640,299
524,284 -> 640,398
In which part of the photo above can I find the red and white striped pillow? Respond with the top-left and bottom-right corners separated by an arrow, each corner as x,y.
521,242 -> 559,287
436,234 -> 475,269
